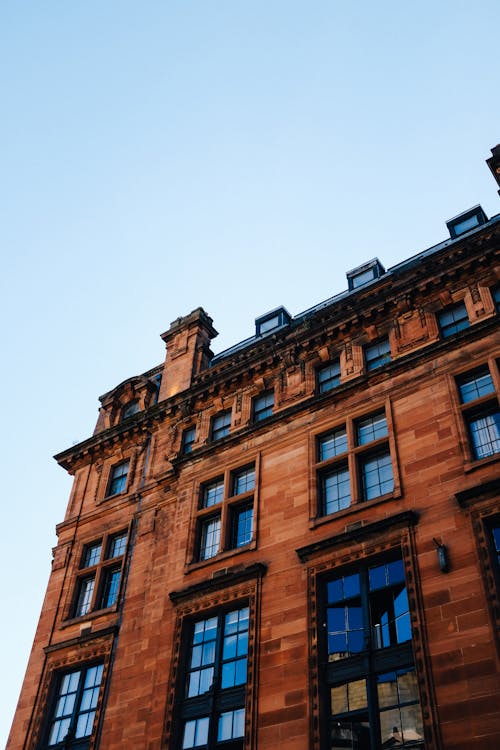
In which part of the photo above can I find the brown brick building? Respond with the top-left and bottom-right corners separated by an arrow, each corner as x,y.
8,149 -> 500,750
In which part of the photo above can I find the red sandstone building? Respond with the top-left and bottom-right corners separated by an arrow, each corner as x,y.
8,148 -> 500,750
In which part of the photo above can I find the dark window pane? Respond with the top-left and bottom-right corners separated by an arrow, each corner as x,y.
182,427 -> 196,454
492,524 -> 500,565
100,568 -> 121,608
343,574 -> 361,599
365,338 -> 391,371
388,559 -> 405,586
330,720 -> 371,750
468,410 -> 500,459
318,361 -> 341,393
211,411 -> 231,441
121,401 -> 140,421
493,286 -> 500,312
458,369 -> 495,403
108,461 -> 129,496
438,302 -> 469,338
324,558 -> 419,750
327,602 -> 364,660
253,390 -> 274,422
232,505 -> 253,547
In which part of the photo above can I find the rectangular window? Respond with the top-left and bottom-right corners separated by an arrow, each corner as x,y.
317,360 -> 341,394
315,409 -> 395,518
45,663 -> 104,748
82,542 -> 102,568
74,577 -> 95,617
321,466 -> 350,515
193,465 -> 256,564
493,285 -> 500,312
456,363 -> 500,461
492,523 -> 500,568
211,411 -> 231,441
99,568 -> 121,608
199,517 -> 221,561
182,426 -> 196,455
107,460 -> 129,497
322,555 -> 423,749
72,530 -> 128,618
365,337 -> 391,371
231,504 -> 254,548
107,531 -> 127,559
438,301 -> 470,338
179,607 -> 248,750
252,390 -> 274,422
360,451 -> 394,501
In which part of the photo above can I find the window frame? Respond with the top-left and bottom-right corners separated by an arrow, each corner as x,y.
455,360 -> 500,465
120,400 -> 140,421
493,285 -> 500,313
167,580 -> 261,750
210,410 -> 232,442
106,460 -> 130,498
365,336 -> 391,372
69,529 -> 129,620
182,425 -> 196,455
312,402 -> 400,524
438,301 -> 470,338
42,662 -> 105,750
178,606 -> 249,749
316,359 -> 341,394
190,462 -> 258,567
318,552 -> 425,750
252,390 -> 274,423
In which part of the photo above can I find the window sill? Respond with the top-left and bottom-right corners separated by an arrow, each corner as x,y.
60,606 -> 119,629
185,540 -> 257,575
309,490 -> 402,530
463,451 -> 500,473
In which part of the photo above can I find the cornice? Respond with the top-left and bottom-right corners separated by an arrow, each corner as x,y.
54,228 -> 499,472
169,562 -> 268,604
296,510 -> 419,563
43,625 -> 118,654
55,310 -> 499,473
455,477 -> 500,508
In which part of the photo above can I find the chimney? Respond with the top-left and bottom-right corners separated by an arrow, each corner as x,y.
486,144 -> 500,196
158,307 -> 218,400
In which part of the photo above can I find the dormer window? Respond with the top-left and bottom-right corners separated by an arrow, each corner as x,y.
255,307 -> 291,337
346,259 -> 385,291
446,205 -> 487,239
121,400 -> 140,421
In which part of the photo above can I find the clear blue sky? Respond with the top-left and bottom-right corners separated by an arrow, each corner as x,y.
1,2 -> 499,745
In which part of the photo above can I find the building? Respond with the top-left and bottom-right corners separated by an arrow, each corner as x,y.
8,147 -> 500,750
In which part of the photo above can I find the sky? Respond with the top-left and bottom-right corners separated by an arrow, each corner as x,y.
1,1 -> 499,745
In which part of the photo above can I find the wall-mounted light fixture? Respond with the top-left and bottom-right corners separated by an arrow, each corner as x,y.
433,538 -> 449,573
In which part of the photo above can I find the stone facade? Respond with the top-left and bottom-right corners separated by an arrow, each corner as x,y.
8,195 -> 500,749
